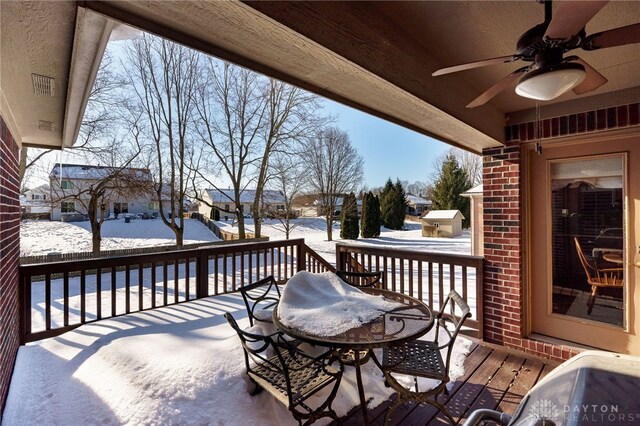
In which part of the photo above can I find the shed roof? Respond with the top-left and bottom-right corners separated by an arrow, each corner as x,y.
423,209 -> 464,220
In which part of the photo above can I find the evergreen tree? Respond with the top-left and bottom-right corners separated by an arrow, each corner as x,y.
360,191 -> 378,238
372,194 -> 381,237
431,154 -> 472,227
389,179 -> 407,230
379,178 -> 395,227
340,192 -> 359,239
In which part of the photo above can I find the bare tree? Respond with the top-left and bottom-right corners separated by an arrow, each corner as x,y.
49,139 -> 151,252
251,79 -> 327,237
191,60 -> 265,239
126,34 -> 199,246
268,154 -> 305,239
304,127 -> 364,241
432,147 -> 482,187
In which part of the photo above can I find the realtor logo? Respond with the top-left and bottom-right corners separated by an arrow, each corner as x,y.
529,399 -> 561,424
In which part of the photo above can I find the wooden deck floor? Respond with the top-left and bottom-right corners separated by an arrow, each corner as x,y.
336,341 -> 559,425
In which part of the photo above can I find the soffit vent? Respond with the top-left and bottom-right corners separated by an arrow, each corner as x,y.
31,74 -> 55,97
38,120 -> 54,131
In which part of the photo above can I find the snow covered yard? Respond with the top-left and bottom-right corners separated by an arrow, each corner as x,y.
3,291 -> 472,426
218,217 -> 472,265
20,218 -> 220,256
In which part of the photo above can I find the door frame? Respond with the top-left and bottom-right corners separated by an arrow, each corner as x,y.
522,128 -> 638,353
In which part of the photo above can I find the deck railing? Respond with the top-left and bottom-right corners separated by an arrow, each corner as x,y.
19,239 -> 330,343
336,243 -> 484,338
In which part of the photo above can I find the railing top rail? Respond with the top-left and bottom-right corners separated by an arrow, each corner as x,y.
20,238 -> 306,275
335,242 -> 484,266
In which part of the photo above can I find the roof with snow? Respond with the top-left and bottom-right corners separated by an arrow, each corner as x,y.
50,164 -> 151,181
422,210 -> 464,220
205,188 -> 285,204
461,184 -> 483,196
406,194 -> 431,205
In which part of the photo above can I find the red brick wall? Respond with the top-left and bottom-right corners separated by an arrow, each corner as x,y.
0,116 -> 20,412
483,101 -> 640,362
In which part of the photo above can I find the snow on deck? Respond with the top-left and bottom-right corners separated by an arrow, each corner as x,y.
3,291 -> 471,426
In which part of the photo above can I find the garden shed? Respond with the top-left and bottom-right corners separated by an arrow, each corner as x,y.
421,210 -> 464,238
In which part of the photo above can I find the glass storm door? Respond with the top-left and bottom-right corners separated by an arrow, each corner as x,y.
529,137 -> 639,355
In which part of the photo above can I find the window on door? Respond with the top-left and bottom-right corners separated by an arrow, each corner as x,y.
550,155 -> 624,327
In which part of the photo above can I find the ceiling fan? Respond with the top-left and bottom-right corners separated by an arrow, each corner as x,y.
432,0 -> 640,108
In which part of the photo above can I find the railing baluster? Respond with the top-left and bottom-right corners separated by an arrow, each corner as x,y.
139,263 -> 144,310
438,263 -> 444,310
80,270 -> 86,323
151,262 -> 156,308
174,259 -> 179,303
45,274 -> 51,330
462,266 -> 468,301
97,268 -> 102,320
110,267 -> 116,317
125,265 -> 131,314
391,258 -> 396,292
399,257 -> 405,294
232,252 -> 237,292
223,254 -> 228,293
185,258 -> 190,300
248,250 -> 252,285
163,261 -> 168,306
63,272 -> 69,327
428,262 -> 434,310
408,260 -> 413,298
417,261 -> 423,301
214,254 -> 219,295
264,249 -> 268,278
450,263 -> 455,294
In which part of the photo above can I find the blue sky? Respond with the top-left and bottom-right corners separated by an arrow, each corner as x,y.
322,99 -> 450,189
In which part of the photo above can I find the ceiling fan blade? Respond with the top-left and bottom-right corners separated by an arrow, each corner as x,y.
466,67 -> 528,108
432,55 -> 518,76
583,23 -> 640,50
566,57 -> 608,95
544,0 -> 608,40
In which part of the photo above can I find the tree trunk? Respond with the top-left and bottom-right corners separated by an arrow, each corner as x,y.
87,195 -> 102,253
326,215 -> 333,241
252,201 -> 261,238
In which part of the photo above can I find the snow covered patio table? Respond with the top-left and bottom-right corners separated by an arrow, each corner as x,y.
274,271 -> 434,425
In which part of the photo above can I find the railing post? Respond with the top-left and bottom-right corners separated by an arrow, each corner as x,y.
18,268 -> 30,344
296,240 -> 306,272
335,244 -> 343,271
196,251 -> 209,299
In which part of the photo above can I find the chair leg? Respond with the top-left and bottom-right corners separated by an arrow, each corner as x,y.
587,285 -> 598,315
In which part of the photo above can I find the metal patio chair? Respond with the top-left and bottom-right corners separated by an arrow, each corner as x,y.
574,237 -> 623,315
240,275 -> 282,326
225,313 -> 343,426
380,290 -> 471,424
336,270 -> 383,288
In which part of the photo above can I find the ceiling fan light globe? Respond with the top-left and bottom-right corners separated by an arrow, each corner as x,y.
515,63 -> 586,101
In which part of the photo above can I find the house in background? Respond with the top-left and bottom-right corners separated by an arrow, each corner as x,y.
421,210 -> 464,238
198,188 -> 286,219
462,185 -> 483,256
406,194 -> 431,216
314,195 -> 363,217
49,164 -> 159,221
20,184 -> 51,216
